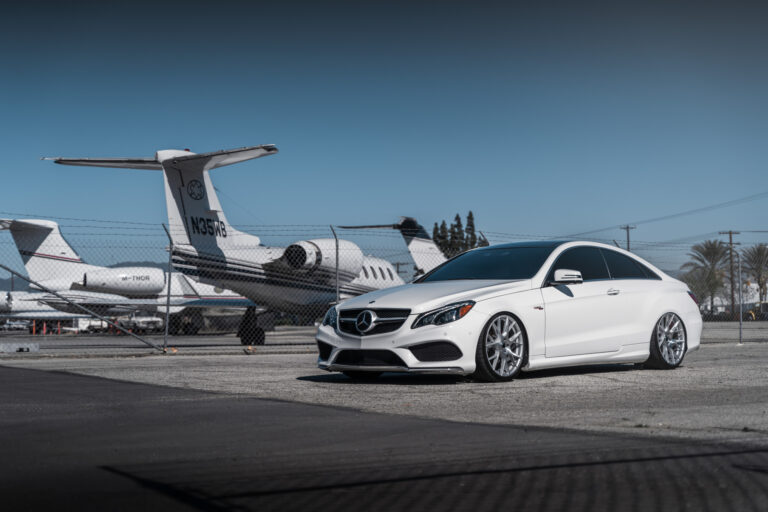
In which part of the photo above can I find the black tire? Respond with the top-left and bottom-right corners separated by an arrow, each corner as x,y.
343,371 -> 382,381
473,313 -> 527,382
240,327 -> 265,346
645,312 -> 687,370
168,315 -> 182,335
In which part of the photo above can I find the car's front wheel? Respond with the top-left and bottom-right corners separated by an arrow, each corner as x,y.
646,312 -> 687,369
473,313 -> 527,382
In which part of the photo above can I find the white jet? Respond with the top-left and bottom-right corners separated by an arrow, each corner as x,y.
0,290 -> 89,322
47,145 -> 405,345
340,217 -> 449,278
0,218 -> 259,335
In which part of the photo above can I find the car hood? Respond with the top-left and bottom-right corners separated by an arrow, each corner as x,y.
340,279 -> 531,314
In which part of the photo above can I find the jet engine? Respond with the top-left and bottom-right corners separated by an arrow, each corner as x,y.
77,267 -> 166,296
282,239 -> 363,278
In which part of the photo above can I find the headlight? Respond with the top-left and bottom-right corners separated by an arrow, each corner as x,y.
411,301 -> 475,329
322,306 -> 338,328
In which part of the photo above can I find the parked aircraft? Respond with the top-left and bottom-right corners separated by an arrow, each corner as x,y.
0,290 -> 89,322
48,144 -> 405,344
0,218 -> 260,335
340,217 -> 448,278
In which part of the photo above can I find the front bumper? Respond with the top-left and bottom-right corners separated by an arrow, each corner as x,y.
315,312 -> 487,375
318,361 -> 466,375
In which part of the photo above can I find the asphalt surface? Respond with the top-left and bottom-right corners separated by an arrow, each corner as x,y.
1,339 -> 767,511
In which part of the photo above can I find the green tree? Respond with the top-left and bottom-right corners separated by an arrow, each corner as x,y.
681,240 -> 729,314
742,243 -> 768,302
436,220 -> 449,255
465,211 -> 477,250
449,213 -> 465,256
432,212 -> 486,257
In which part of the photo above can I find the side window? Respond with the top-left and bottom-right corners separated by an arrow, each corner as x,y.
387,268 -> 395,280
362,266 -> 369,279
547,246 -> 609,282
370,266 -> 378,279
379,267 -> 386,280
601,249 -> 660,280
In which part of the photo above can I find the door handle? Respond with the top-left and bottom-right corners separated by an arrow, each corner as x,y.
607,288 -> 620,296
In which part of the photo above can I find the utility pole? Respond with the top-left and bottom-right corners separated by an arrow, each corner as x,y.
719,230 -> 740,319
619,225 -> 636,251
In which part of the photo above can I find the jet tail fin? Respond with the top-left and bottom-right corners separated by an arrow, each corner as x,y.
339,217 -> 447,276
46,144 -> 278,251
0,219 -> 97,284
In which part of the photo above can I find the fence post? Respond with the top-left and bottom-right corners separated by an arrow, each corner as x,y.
162,224 -> 173,352
329,225 -> 339,304
738,253 -> 743,346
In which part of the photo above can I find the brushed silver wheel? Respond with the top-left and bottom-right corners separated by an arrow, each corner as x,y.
485,314 -> 525,378
643,311 -> 688,370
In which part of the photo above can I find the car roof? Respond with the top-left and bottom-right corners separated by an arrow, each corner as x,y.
479,240 -> 570,249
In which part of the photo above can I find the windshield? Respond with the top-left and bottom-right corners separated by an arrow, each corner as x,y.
418,246 -> 555,282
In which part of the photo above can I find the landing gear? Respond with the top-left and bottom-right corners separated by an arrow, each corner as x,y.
239,307 -> 266,346
182,310 -> 204,335
167,311 -> 204,336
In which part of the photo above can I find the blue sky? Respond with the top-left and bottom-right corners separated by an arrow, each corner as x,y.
1,1 -> 767,272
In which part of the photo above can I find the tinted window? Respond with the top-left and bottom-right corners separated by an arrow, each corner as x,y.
379,267 -> 386,280
387,268 -> 394,280
547,247 -> 609,282
418,247 -> 555,282
602,249 -> 659,280
370,266 -> 377,279
362,266 -> 369,279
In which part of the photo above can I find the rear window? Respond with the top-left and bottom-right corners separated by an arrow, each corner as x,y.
601,249 -> 660,280
418,247 -> 555,282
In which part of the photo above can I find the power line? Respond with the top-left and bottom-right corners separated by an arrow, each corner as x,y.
561,189 -> 768,237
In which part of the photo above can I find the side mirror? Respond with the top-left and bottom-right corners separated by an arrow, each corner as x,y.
552,269 -> 583,285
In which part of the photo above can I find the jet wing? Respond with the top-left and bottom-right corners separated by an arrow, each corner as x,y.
43,144 -> 278,171
42,157 -> 163,170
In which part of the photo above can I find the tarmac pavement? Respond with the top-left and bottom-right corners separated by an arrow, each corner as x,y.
1,335 -> 767,510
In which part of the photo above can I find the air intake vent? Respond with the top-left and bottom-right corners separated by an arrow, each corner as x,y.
409,342 -> 463,362
316,340 -> 333,360
334,350 -> 407,367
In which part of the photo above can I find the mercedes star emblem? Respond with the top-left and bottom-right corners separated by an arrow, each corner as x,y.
355,310 -> 377,334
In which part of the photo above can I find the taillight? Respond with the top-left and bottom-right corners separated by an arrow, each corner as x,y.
687,291 -> 699,305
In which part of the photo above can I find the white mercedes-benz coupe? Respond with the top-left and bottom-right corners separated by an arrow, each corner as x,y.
316,241 -> 702,382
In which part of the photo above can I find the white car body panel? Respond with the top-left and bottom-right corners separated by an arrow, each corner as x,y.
316,241 -> 702,377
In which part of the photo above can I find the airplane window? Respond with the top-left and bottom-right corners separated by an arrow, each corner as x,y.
362,266 -> 369,279
387,268 -> 394,280
379,267 -> 386,280
370,266 -> 378,279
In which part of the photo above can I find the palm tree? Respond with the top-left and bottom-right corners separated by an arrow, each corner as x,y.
681,240 -> 729,313
742,244 -> 768,302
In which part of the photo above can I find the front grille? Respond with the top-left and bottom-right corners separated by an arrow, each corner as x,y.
316,340 -> 333,360
409,342 -> 463,362
338,308 -> 410,336
334,350 -> 407,367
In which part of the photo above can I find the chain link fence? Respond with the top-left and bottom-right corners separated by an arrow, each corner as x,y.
1,216 -> 766,347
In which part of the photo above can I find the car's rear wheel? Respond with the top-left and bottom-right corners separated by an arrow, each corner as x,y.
473,313 -> 526,382
646,312 -> 687,369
